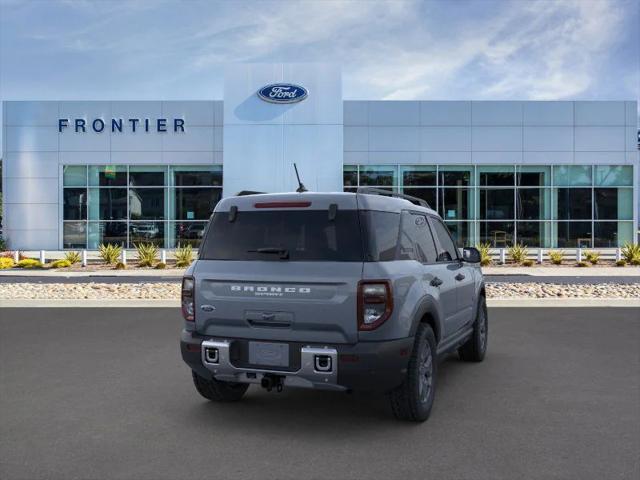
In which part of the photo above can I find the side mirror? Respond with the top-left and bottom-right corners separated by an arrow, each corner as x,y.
462,247 -> 481,263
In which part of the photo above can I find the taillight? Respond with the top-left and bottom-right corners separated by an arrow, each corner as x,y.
357,280 -> 393,331
181,277 -> 195,322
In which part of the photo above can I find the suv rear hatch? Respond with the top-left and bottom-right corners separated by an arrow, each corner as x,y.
194,194 -> 363,344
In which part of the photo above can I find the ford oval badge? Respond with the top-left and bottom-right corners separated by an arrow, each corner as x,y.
257,83 -> 308,104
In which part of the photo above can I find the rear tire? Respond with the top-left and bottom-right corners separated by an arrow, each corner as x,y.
458,295 -> 488,362
388,324 -> 437,422
191,371 -> 249,402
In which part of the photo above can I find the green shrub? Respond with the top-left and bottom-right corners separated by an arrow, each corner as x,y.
631,258 -> 640,266
50,259 -> 71,269
135,243 -> 158,267
99,243 -> 122,265
584,251 -> 600,265
154,262 -> 167,269
0,257 -> 15,269
576,260 -> 589,268
475,242 -> 492,267
175,244 -> 194,268
548,250 -> 564,265
114,261 -> 126,270
64,251 -> 81,265
522,259 -> 534,267
615,259 -> 626,267
508,243 -> 528,264
0,235 -> 6,251
621,242 -> 640,264
17,258 -> 43,269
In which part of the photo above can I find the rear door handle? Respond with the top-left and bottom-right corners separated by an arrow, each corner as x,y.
430,277 -> 443,287
455,273 -> 466,281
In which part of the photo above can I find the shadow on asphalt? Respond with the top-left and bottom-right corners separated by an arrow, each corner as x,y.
182,354 -> 468,435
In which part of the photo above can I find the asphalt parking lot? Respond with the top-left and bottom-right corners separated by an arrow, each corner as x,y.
1,307 -> 638,480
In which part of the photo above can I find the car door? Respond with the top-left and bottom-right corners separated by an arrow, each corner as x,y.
454,255 -> 476,328
402,212 -> 458,335
428,216 -> 470,335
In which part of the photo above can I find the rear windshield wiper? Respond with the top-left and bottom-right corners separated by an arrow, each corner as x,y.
247,247 -> 290,259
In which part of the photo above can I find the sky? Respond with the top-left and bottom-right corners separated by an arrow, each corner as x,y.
0,0 -> 638,149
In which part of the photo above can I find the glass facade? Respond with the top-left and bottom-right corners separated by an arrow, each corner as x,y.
62,165 -> 222,249
343,164 -> 634,248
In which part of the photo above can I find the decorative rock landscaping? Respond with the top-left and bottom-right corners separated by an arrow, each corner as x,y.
0,281 -> 639,300
486,282 -> 640,299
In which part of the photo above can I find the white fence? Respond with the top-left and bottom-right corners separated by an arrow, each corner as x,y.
7,247 -> 629,266
9,249 -> 196,267
486,248 -> 623,264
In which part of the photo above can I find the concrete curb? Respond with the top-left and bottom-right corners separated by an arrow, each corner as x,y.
2,298 -> 639,308
487,298 -> 640,308
0,299 -> 180,308
482,267 -> 640,277
2,267 -> 638,279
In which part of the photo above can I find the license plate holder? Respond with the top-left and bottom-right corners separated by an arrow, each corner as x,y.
248,341 -> 290,368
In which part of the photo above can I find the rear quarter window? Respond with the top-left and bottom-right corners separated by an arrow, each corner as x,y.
360,211 -> 401,261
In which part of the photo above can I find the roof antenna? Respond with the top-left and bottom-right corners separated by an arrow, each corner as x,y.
293,163 -> 308,193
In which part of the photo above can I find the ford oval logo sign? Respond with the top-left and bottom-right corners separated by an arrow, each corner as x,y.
257,83 -> 308,104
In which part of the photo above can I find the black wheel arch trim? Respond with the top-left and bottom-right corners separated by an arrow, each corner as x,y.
409,295 -> 443,344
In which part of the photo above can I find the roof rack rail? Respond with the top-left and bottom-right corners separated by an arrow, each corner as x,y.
356,187 -> 431,209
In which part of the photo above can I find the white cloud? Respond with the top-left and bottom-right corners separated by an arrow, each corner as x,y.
1,0 -> 636,101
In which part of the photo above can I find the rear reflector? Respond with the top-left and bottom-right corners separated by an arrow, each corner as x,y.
254,201 -> 311,208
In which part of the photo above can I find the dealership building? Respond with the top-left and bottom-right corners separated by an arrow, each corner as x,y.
2,63 -> 638,250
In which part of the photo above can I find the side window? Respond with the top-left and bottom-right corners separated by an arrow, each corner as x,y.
398,211 -> 438,263
416,217 -> 439,263
430,217 -> 458,262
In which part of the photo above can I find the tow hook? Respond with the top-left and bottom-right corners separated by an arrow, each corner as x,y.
261,374 -> 284,393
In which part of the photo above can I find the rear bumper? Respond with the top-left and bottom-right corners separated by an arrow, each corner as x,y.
180,330 -> 413,393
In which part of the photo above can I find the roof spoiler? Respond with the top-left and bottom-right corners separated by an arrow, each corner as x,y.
235,190 -> 266,196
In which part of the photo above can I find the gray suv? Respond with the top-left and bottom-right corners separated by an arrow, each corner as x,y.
180,189 -> 487,422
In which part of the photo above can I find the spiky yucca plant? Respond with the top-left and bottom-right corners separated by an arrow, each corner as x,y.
64,251 -> 81,265
99,243 -> 122,265
508,243 -> 528,265
621,242 -> 640,265
584,251 -> 600,265
175,244 -> 194,268
548,250 -> 564,265
475,242 -> 492,267
135,243 -> 159,267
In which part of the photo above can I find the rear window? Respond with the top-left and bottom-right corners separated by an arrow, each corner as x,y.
200,210 -> 364,262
